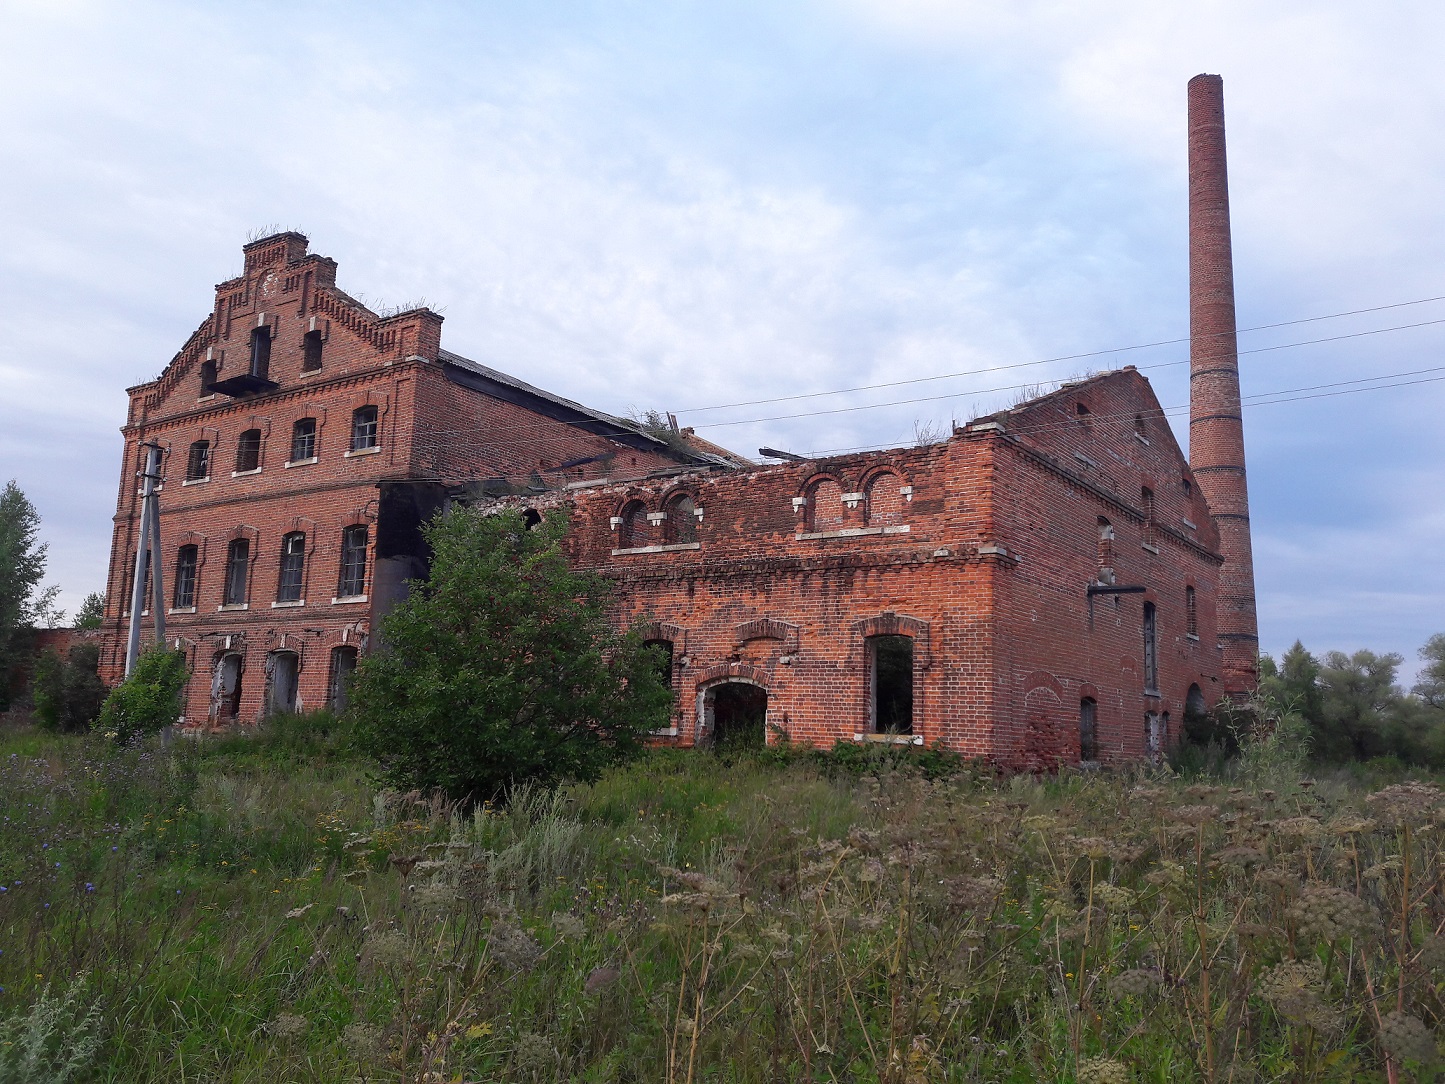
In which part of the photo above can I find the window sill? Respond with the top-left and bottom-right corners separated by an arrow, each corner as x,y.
181,477 -> 210,487
344,446 -> 381,458
284,457 -> 318,468
332,595 -> 368,605
798,525 -> 910,541
1186,633 -> 1200,642
218,603 -> 249,612
853,732 -> 923,745
271,600 -> 305,608
649,727 -> 680,738
198,393 -> 216,402
1143,688 -> 1161,699
231,468 -> 261,478
1141,542 -> 1160,554
167,606 -> 196,615
1135,433 -> 1150,445
611,542 -> 701,555
1182,518 -> 1197,530
300,367 -> 323,377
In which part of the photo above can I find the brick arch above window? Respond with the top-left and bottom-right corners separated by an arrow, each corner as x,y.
1020,671 -> 1066,699
863,469 -> 907,527
733,618 -> 800,653
636,620 -> 687,648
693,661 -> 770,687
803,475 -> 847,532
225,525 -> 261,544
850,612 -> 930,665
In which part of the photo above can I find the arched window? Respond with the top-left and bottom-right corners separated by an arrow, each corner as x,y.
276,532 -> 306,603
223,538 -> 250,606
328,646 -> 359,710
1142,602 -> 1158,694
337,525 -> 368,598
664,494 -> 697,544
807,478 -> 845,532
290,418 -> 317,462
618,501 -> 649,549
235,429 -> 262,473
865,473 -> 904,527
185,440 -> 211,482
868,634 -> 913,734
1080,698 -> 1099,763
351,406 -> 379,452
173,544 -> 198,610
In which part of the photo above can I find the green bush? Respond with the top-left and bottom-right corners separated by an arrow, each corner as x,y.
0,976 -> 103,1084
96,647 -> 188,743
31,643 -> 107,734
350,507 -> 672,802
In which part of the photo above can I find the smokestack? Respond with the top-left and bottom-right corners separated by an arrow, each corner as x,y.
1188,74 -> 1258,694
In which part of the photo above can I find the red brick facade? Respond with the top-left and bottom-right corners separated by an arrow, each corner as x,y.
100,234 -> 714,724
485,368 -> 1225,768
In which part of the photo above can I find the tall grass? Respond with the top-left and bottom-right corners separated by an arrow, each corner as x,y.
0,724 -> 1440,1081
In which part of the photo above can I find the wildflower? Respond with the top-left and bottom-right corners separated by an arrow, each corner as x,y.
285,904 -> 314,920
487,921 -> 543,973
1076,1056 -> 1131,1084
512,1032 -> 556,1073
1257,959 -> 1342,1033
550,912 -> 586,941
265,1013 -> 309,1041
1417,934 -> 1445,971
584,966 -> 620,995
1378,1011 -> 1439,1066
341,1022 -> 383,1059
1288,885 -> 1376,944
1110,969 -> 1161,1000
360,930 -> 414,973
1367,782 -> 1441,827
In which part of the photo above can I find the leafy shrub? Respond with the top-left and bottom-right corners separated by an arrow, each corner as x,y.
96,647 -> 188,743
0,976 -> 103,1084
31,643 -> 107,734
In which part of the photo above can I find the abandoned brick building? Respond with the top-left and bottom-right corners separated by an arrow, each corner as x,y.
101,74 -> 1258,767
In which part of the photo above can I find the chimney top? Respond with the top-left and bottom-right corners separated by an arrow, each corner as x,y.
243,231 -> 309,272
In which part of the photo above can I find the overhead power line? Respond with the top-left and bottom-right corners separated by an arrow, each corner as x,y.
676,293 -> 1445,415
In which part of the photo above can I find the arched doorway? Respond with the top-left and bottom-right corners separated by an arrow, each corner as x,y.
266,651 -> 300,716
705,681 -> 767,749
211,653 -> 243,722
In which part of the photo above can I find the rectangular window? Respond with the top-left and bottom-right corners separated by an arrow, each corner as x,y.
1080,698 -> 1098,763
173,545 -> 198,609
276,533 -> 306,603
290,418 -> 317,462
223,538 -> 250,606
337,526 -> 368,598
301,330 -> 324,372
186,441 -> 211,482
351,406 -> 378,452
1140,487 -> 1156,547
869,634 -> 914,734
199,359 -> 217,395
235,429 -> 262,473
250,327 -> 272,379
1142,601 -> 1158,693
1186,585 -> 1198,637
328,646 -> 359,710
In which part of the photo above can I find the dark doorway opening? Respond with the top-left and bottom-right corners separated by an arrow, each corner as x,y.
212,653 -> 243,722
266,651 -> 299,716
869,634 -> 914,734
708,682 -> 767,748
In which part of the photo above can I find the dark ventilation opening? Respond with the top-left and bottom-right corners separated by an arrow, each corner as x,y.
709,682 -> 766,749
870,634 -> 913,734
1080,697 -> 1099,763
302,330 -> 324,372
522,508 -> 542,529
1076,402 -> 1090,415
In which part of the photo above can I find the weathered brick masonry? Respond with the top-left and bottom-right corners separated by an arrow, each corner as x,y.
101,234 -> 719,724
490,367 -> 1224,768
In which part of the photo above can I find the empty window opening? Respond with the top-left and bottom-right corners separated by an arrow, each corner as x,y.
1096,517 -> 1115,584
200,359 -> 217,395
618,501 -> 648,549
664,495 -> 697,544
1075,401 -> 1090,416
706,681 -> 767,749
1182,476 -> 1193,499
235,429 -> 262,473
328,646 -> 359,711
865,473 -> 904,527
173,544 -> 198,609
301,330 -> 324,372
185,440 -> 211,481
1145,712 -> 1164,764
869,634 -> 914,734
1185,684 -> 1207,724
1080,697 -> 1099,763
521,508 -> 542,530
807,478 -> 845,532
265,651 -> 300,716
290,418 -> 317,462
249,326 -> 272,380
211,653 -> 244,722
350,406 -> 378,452
1134,414 -> 1146,440
337,525 -> 368,598
1186,585 -> 1198,637
223,538 -> 250,606
276,532 -> 306,603
644,639 -> 675,692
1142,601 -> 1158,694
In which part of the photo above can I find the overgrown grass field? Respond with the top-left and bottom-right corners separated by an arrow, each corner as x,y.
0,720 -> 1441,1082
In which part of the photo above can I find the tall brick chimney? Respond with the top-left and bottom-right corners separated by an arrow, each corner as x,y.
1188,74 -> 1258,695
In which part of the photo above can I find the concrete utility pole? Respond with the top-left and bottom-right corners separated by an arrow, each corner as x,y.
124,442 -> 167,676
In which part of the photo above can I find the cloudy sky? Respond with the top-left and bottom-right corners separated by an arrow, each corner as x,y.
2,1 -> 1443,677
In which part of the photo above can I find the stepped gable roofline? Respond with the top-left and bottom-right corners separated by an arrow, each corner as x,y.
436,348 -> 738,467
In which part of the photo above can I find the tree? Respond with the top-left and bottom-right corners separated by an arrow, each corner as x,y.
350,507 -> 672,802
1315,649 -> 1404,762
33,643 -> 108,734
73,593 -> 106,631
0,480 -> 58,707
